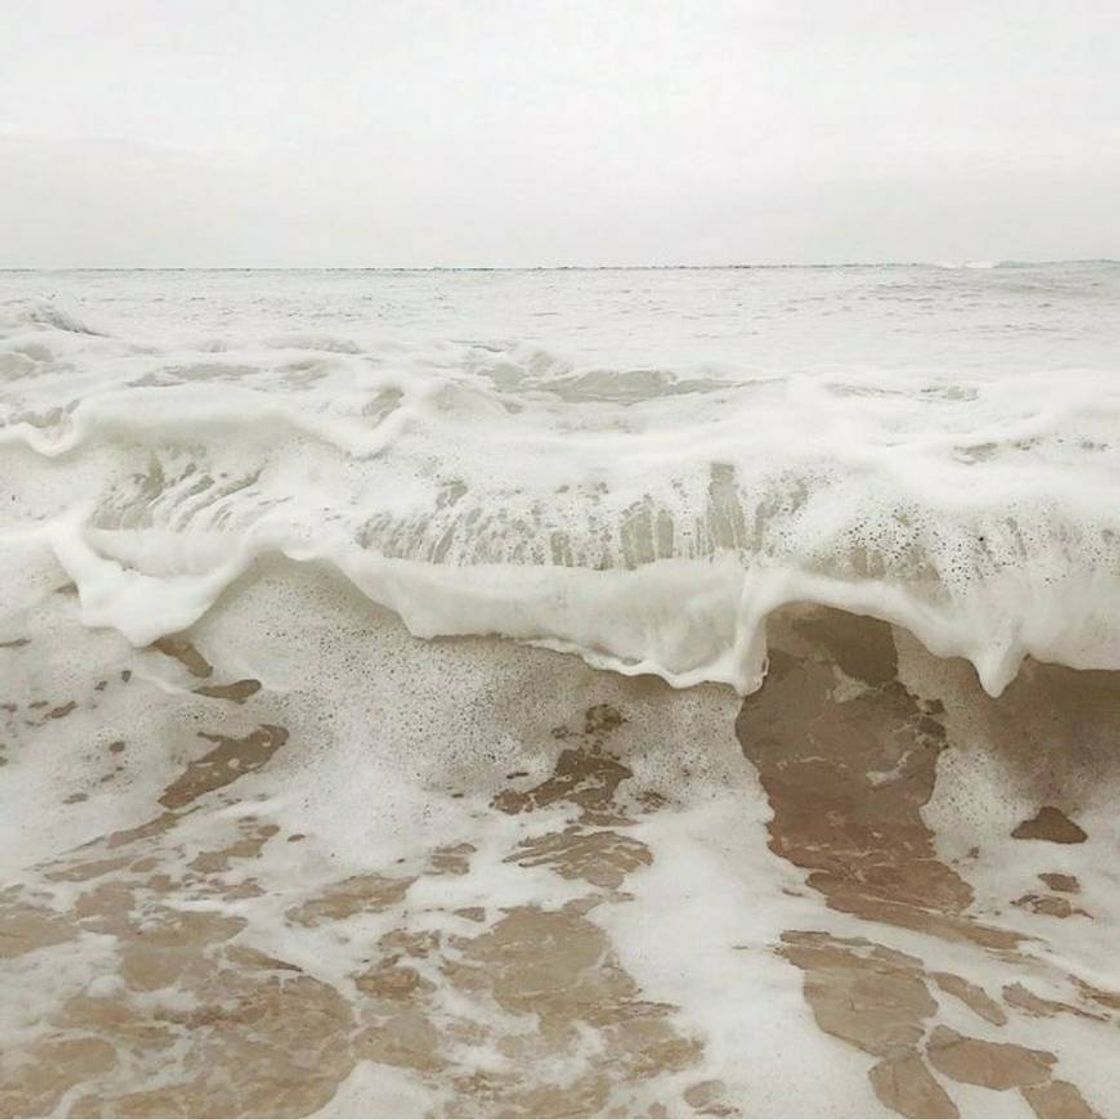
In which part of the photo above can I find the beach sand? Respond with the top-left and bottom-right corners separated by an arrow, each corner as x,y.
2,558 -> 1118,1118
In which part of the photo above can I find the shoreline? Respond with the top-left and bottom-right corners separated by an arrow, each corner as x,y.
2,560 -> 1119,1116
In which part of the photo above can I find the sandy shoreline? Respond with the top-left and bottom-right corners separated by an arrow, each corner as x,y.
2,559 -> 1119,1117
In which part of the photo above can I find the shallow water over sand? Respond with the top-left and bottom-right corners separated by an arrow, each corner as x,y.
2,557 -> 1118,1118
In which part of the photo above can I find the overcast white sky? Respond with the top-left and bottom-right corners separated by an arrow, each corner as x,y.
2,0 -> 1117,267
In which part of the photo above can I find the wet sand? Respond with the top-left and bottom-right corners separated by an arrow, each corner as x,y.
1,562 -> 1119,1117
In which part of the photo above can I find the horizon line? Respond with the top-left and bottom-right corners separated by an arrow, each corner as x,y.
1,257 -> 1116,273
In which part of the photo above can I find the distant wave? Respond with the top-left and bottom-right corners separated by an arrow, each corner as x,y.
22,300 -> 105,335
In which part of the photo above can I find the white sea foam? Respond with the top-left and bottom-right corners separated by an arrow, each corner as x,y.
1,264 -> 1118,695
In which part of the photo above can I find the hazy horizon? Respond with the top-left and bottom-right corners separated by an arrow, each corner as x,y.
3,256 -> 1117,274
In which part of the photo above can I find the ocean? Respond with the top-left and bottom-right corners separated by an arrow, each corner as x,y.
1,263 -> 1118,1117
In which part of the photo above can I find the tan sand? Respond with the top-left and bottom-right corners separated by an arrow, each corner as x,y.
1,586 -> 1118,1118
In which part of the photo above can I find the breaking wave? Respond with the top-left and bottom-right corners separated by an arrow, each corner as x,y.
2,276 -> 1119,696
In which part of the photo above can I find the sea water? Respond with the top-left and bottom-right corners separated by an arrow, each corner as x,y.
2,263 -> 1119,694
1,264 -> 1118,1118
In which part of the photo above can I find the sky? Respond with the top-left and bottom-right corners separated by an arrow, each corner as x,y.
1,0 -> 1117,267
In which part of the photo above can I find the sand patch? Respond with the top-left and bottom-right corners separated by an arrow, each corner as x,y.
158,724 -> 288,809
1013,807 -> 1088,845
743,605 -> 1115,1119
